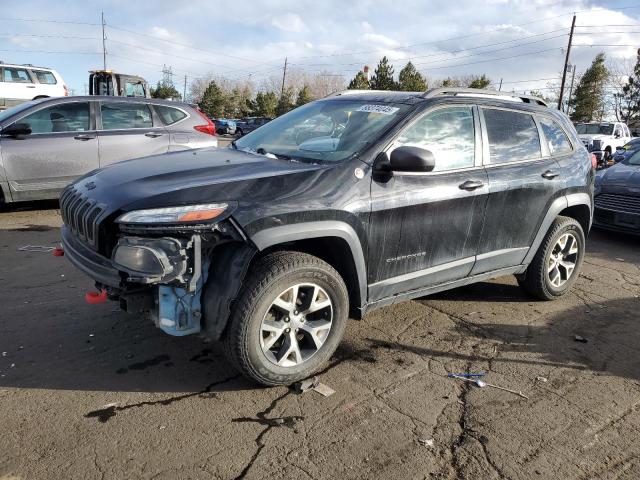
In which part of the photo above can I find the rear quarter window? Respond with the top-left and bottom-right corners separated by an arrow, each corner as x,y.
539,116 -> 573,156
155,105 -> 188,125
483,108 -> 541,164
32,70 -> 57,84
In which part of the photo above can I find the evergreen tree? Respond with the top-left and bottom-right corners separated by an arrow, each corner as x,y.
369,56 -> 396,90
615,48 -> 640,124
440,77 -> 461,87
276,87 -> 296,116
570,53 -> 609,122
468,74 -> 491,89
348,71 -> 370,90
296,85 -> 314,106
198,81 -> 226,118
398,62 -> 427,91
251,91 -> 278,117
151,81 -> 181,99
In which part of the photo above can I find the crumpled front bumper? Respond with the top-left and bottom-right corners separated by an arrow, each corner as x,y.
61,226 -> 122,287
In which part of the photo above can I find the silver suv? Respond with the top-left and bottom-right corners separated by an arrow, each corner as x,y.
0,96 -> 217,203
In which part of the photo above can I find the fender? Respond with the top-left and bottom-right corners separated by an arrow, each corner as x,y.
522,192 -> 591,265
250,220 -> 368,309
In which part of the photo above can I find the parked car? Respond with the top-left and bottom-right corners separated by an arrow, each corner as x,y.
594,149 -> 640,234
60,88 -> 594,386
0,62 -> 67,110
0,96 -> 217,203
612,137 -> 640,164
214,119 -> 236,135
236,116 -> 271,136
575,121 -> 631,167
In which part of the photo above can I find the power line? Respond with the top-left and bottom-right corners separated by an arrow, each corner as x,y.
0,34 -> 99,40
0,17 -> 99,25
419,47 -> 563,71
0,48 -> 100,55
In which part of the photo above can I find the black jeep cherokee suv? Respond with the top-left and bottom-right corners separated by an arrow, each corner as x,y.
60,88 -> 594,386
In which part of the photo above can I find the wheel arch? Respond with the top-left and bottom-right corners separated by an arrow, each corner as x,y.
250,221 -> 367,318
32,95 -> 49,100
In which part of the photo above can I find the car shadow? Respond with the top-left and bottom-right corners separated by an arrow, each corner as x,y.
0,199 -> 59,212
367,297 -> 640,383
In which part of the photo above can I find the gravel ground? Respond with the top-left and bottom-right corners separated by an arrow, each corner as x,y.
1,204 -> 639,480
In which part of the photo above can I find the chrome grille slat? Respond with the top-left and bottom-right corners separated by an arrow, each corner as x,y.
59,186 -> 103,249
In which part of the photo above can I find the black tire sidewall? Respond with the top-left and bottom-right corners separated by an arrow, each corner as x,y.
242,265 -> 348,383
541,221 -> 585,297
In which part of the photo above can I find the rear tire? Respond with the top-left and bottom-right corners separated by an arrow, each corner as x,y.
223,251 -> 349,386
517,216 -> 585,300
237,128 -> 243,137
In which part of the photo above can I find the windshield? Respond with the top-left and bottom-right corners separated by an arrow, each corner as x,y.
626,150 -> 640,165
622,139 -> 640,149
234,100 -> 411,162
0,100 -> 41,125
576,123 -> 614,135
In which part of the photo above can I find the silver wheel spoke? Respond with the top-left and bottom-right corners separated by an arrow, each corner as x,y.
547,232 -> 579,288
260,282 -> 333,368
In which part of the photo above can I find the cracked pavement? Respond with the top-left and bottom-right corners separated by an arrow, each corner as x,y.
1,206 -> 639,480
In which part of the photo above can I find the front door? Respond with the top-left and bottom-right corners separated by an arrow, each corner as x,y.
367,105 -> 488,301
0,100 -> 98,201
97,101 -> 169,167
471,107 -> 563,275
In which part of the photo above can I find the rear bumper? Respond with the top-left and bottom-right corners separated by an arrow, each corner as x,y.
61,226 -> 122,287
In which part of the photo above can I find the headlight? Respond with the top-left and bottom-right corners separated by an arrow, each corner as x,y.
116,203 -> 228,224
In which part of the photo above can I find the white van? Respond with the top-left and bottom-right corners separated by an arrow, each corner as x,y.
0,63 -> 67,110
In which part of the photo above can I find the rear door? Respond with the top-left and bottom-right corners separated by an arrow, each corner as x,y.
29,69 -> 61,98
368,105 -> 489,301
97,101 -> 169,166
471,107 -> 563,275
0,100 -> 98,201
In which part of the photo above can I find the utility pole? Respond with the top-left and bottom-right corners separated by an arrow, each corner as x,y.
558,14 -> 576,110
280,57 -> 288,98
101,12 -> 107,70
566,64 -> 577,114
498,78 -> 503,91
183,75 -> 187,102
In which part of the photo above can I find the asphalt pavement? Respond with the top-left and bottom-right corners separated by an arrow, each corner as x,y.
1,204 -> 639,480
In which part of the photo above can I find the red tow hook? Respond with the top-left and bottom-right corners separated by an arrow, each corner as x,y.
85,289 -> 108,305
52,246 -> 64,257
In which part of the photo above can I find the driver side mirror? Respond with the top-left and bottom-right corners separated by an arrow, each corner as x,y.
1,122 -> 32,138
389,146 -> 436,172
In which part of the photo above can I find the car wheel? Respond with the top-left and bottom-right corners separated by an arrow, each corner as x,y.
517,216 -> 585,300
237,128 -> 243,137
223,251 -> 349,386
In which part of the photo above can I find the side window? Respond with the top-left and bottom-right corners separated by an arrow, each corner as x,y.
19,102 -> 90,134
624,125 -> 630,137
3,67 -> 32,83
101,102 -> 153,130
124,82 -> 145,97
155,105 -> 187,125
32,70 -> 57,84
393,106 -> 475,171
539,117 -> 572,156
483,108 -> 541,164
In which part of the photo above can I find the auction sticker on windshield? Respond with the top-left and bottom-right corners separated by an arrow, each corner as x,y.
356,104 -> 400,115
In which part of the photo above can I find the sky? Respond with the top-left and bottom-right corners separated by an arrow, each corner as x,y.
1,0 -> 640,98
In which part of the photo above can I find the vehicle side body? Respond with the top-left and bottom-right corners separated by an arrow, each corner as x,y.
576,121 -> 631,166
60,91 -> 594,346
0,96 -> 217,203
612,137 -> 640,164
236,116 -> 271,136
0,63 -> 67,110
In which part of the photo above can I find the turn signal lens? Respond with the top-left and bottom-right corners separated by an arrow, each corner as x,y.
177,208 -> 226,222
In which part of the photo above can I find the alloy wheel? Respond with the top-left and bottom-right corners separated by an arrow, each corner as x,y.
547,232 -> 579,288
260,283 -> 333,367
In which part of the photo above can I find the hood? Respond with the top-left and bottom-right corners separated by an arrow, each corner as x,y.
578,134 -> 610,142
73,147 -> 328,213
597,161 -> 640,193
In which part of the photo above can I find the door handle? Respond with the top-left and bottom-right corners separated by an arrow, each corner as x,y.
541,170 -> 559,180
458,180 -> 484,191
74,134 -> 95,141
26,85 -> 36,88
145,132 -> 163,138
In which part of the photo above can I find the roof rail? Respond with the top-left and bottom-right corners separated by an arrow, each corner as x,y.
423,87 -> 548,107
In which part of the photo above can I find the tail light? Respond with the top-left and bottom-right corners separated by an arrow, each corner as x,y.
591,153 -> 597,170
193,108 -> 216,136
63,85 -> 69,96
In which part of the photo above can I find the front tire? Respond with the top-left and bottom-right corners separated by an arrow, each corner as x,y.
517,216 -> 585,300
223,251 -> 349,386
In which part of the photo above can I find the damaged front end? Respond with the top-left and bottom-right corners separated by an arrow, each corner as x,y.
62,198 -> 256,339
